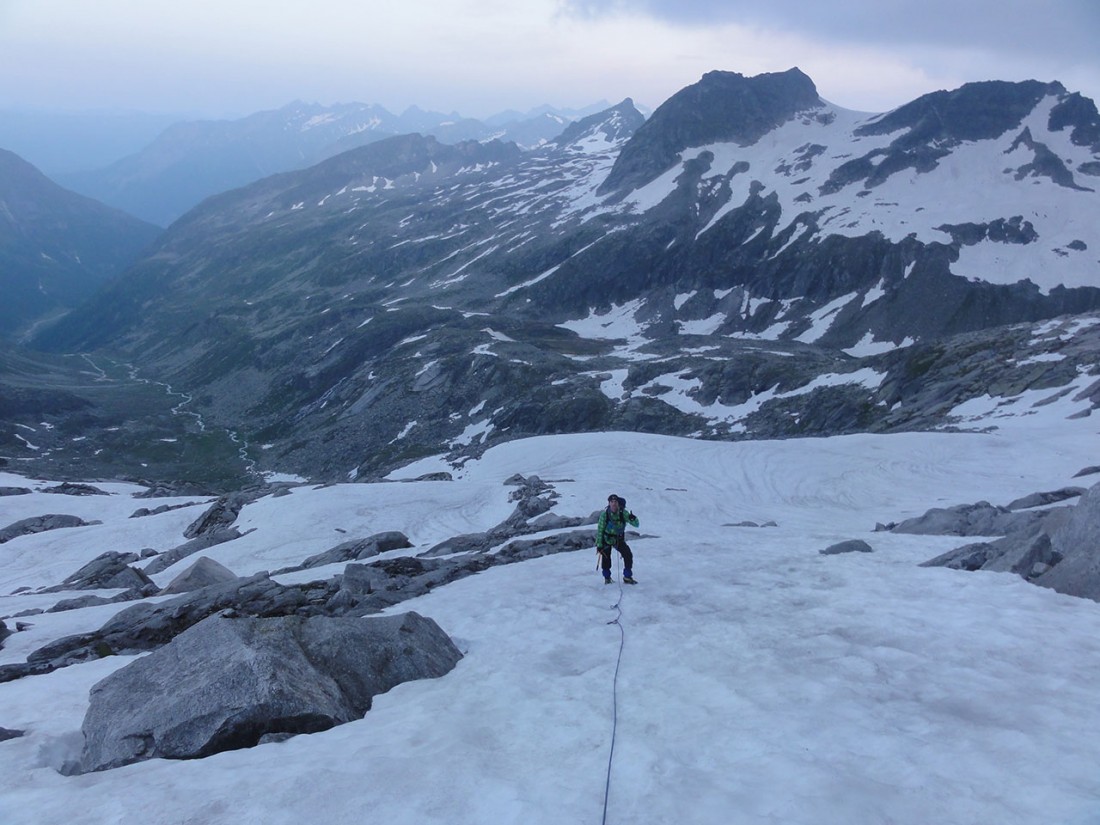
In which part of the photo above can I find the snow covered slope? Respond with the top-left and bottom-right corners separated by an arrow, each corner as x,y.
0,394 -> 1098,824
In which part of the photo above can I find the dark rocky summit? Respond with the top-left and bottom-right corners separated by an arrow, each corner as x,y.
601,68 -> 823,195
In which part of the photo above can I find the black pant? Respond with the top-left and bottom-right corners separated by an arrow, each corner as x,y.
599,537 -> 633,577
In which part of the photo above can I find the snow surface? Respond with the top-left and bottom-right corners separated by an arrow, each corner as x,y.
1,402 -> 1099,824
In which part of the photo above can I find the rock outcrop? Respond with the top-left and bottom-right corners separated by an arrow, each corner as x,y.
921,481 -> 1100,601
1033,482 -> 1100,599
46,551 -> 154,592
0,514 -> 98,544
890,501 -> 1047,537
141,527 -> 244,575
278,530 -> 413,574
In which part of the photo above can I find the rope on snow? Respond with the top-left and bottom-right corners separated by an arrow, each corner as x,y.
601,552 -> 626,825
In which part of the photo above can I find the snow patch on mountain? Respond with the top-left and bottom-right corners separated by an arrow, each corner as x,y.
594,94 -> 1099,295
844,332 -> 916,357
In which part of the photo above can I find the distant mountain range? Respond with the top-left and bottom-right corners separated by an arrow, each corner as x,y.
53,100 -> 617,226
0,109 -> 179,177
0,149 -> 161,341
21,68 -> 1099,485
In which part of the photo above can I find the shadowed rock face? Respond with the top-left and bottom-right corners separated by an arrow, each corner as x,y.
78,611 -> 462,773
0,148 -> 161,339
1035,482 -> 1100,599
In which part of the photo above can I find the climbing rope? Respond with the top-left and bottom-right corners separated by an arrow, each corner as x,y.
601,552 -> 626,825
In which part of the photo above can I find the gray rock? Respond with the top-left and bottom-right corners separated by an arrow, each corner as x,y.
421,531 -> 493,557
182,492 -> 252,539
41,483 -> 108,496
142,527 -> 244,575
78,611 -> 461,772
291,531 -> 413,572
421,486 -> 587,558
0,727 -> 25,742
920,507 -> 1071,575
890,501 -> 1045,536
0,619 -> 10,648
0,514 -> 98,544
820,539 -> 874,555
0,487 -> 32,496
921,541 -> 1001,571
129,501 -> 202,518
495,531 -> 593,562
1074,465 -> 1100,478
46,595 -> 119,613
1035,482 -> 1100,600
47,551 -> 154,592
133,482 -> 219,499
1006,487 -> 1085,510
983,528 -> 1065,578
7,522 -> 594,684
341,563 -> 374,595
324,588 -> 361,613
20,572 -> 339,674
159,556 -> 239,595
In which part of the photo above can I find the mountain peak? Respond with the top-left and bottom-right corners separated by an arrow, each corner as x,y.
598,67 -> 822,195
551,98 -> 644,152
855,79 -> 1061,144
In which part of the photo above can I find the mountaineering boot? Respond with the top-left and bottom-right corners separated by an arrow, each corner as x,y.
604,577 -> 613,584
623,577 -> 637,584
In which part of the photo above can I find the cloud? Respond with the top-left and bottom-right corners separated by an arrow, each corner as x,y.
1,0 -> 1096,120
559,0 -> 1100,63
558,0 -> 1100,110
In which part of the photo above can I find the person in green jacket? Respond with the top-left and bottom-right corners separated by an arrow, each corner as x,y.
597,493 -> 639,584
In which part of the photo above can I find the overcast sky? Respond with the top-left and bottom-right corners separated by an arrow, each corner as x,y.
2,0 -> 1098,120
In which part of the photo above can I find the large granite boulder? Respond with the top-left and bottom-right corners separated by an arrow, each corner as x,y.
79,611 -> 461,773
